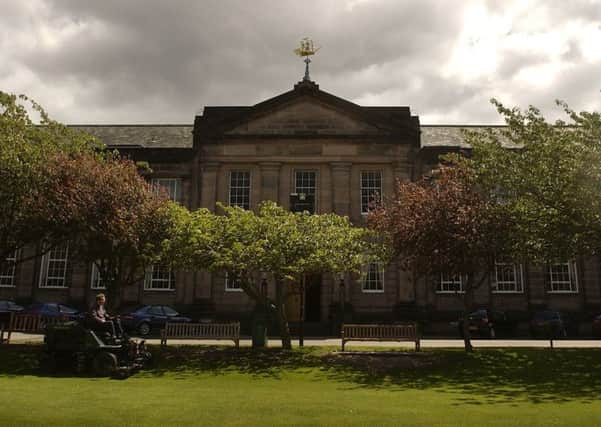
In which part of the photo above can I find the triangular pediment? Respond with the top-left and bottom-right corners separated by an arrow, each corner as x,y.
224,97 -> 384,136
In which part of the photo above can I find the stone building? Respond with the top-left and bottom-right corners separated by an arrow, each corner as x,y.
1,79 -> 600,333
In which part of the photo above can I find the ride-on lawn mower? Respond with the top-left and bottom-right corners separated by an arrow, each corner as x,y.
42,320 -> 151,378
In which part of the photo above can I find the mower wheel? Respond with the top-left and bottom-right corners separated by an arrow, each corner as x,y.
92,351 -> 118,377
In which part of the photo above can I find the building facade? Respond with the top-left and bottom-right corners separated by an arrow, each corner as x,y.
2,80 -> 600,332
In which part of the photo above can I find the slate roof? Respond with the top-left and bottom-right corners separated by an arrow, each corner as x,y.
67,124 -> 506,149
69,125 -> 193,148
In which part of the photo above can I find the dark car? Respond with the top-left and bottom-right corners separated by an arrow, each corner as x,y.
530,310 -> 568,338
120,305 -> 191,336
456,309 -> 515,338
592,314 -> 601,337
0,300 -> 24,324
23,303 -> 81,321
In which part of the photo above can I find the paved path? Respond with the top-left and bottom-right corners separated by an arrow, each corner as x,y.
7,333 -> 601,348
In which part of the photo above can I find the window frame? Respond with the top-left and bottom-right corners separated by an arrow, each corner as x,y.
151,178 -> 181,203
39,245 -> 69,289
547,261 -> 578,294
492,262 -> 524,294
436,272 -> 465,294
294,169 -> 318,213
224,272 -> 243,292
90,263 -> 106,290
360,170 -> 383,215
361,262 -> 385,293
228,170 -> 251,210
144,264 -> 176,292
0,251 -> 18,288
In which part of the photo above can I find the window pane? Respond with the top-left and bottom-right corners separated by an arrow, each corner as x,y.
40,245 -> 69,288
0,251 -> 17,287
229,171 -> 251,210
152,178 -> 181,203
362,263 -> 384,292
360,171 -> 382,214
437,273 -> 463,293
145,264 -> 175,291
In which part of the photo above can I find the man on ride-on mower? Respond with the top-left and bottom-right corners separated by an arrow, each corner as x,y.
89,293 -> 123,341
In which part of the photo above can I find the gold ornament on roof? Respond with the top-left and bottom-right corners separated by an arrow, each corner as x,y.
294,37 -> 320,81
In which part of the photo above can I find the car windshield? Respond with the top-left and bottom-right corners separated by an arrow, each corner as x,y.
163,306 -> 179,316
148,306 -> 164,316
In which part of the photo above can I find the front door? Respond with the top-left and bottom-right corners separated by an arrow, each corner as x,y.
304,274 -> 321,322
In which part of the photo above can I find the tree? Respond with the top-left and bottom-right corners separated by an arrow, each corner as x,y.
456,99 -> 601,263
368,165 -> 509,351
0,91 -> 102,267
46,152 -> 182,307
177,202 -> 382,350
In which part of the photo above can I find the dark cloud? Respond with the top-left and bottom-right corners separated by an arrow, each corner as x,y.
1,0 -> 600,124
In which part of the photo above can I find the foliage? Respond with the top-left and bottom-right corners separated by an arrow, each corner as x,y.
452,99 -> 601,262
47,152 -> 181,305
368,165 -> 509,351
0,91 -> 102,264
176,201 -> 384,349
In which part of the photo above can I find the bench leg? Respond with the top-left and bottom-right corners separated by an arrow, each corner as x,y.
341,339 -> 345,352
234,338 -> 239,349
415,340 -> 421,352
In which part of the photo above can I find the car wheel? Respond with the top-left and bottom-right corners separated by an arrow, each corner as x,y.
92,351 -> 118,377
138,322 -> 151,336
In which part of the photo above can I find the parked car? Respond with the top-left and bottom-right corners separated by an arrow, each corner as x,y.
530,310 -> 568,338
120,305 -> 191,336
23,303 -> 82,321
456,309 -> 515,338
0,300 -> 24,324
592,314 -> 601,337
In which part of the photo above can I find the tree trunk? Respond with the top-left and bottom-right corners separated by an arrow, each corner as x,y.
275,278 -> 292,350
462,276 -> 475,352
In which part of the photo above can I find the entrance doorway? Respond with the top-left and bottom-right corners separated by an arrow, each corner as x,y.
304,274 -> 321,322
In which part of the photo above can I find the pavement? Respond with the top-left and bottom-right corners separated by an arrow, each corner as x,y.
6,332 -> 601,348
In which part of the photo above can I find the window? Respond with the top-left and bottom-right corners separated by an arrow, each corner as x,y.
90,263 -> 106,290
492,262 -> 523,293
144,264 -> 175,291
547,261 -> 578,293
360,171 -> 382,214
294,170 -> 317,213
0,251 -> 17,287
229,171 -> 251,210
362,263 -> 384,293
224,272 -> 243,292
436,272 -> 464,293
39,245 -> 69,288
151,178 -> 181,203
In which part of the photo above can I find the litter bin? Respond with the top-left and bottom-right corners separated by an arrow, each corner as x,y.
252,307 -> 268,348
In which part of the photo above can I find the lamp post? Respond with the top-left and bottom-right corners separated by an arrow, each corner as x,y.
339,273 -> 346,336
261,272 -> 268,299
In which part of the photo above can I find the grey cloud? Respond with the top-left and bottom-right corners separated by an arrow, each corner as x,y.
1,0 -> 600,124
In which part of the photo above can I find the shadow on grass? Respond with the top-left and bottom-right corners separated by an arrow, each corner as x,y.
2,344 -> 601,405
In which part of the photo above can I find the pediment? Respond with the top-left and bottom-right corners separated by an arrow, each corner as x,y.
224,98 -> 384,136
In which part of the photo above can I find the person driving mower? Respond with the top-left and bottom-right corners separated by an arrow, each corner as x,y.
89,293 -> 124,342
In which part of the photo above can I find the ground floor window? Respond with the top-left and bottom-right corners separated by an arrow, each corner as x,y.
0,251 -> 17,287
90,263 -> 106,290
547,261 -> 578,293
39,245 -> 69,288
144,264 -> 175,291
492,262 -> 523,293
362,263 -> 384,293
436,272 -> 463,293
224,272 -> 243,292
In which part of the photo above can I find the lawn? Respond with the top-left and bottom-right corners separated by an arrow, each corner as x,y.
1,344 -> 600,426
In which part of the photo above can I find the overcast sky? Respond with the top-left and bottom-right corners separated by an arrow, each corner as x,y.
1,0 -> 600,124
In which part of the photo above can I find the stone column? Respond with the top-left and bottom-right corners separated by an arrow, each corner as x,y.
259,162 -> 282,204
330,162 -> 352,216
199,162 -> 219,211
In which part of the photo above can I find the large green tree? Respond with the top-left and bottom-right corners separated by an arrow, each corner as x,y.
172,202 -> 383,349
0,92 -> 102,266
455,100 -> 601,262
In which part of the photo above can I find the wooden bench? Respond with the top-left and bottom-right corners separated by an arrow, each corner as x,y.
0,313 -> 67,344
341,323 -> 421,351
160,322 -> 240,348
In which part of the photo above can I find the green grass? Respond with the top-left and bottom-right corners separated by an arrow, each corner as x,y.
1,345 -> 601,426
